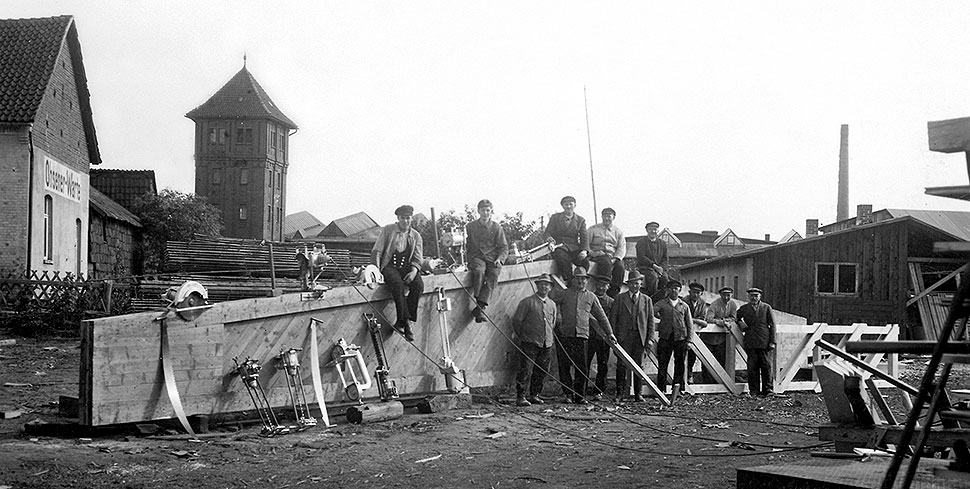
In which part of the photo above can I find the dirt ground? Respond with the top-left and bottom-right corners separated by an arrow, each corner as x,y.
0,336 -> 947,489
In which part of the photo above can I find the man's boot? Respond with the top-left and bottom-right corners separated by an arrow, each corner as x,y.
403,322 -> 415,342
516,395 -> 531,407
671,384 -> 681,404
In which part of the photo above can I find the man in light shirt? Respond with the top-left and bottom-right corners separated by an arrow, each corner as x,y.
587,207 -> 626,298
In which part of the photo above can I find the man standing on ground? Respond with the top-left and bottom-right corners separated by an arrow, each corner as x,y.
511,273 -> 560,407
610,271 -> 655,401
466,199 -> 509,323
683,282 -> 709,387
586,274 -> 614,400
737,287 -> 776,396
552,267 -> 616,404
371,205 -> 424,342
544,196 -> 589,281
704,286 -> 738,383
654,280 -> 692,399
635,221 -> 668,298
587,207 -> 626,298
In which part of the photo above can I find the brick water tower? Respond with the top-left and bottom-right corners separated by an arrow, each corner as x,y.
186,64 -> 297,240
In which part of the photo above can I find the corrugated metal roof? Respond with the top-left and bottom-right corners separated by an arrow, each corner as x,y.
320,212 -> 378,237
89,188 -> 141,227
283,211 -> 323,237
185,67 -> 297,129
884,208 -> 970,241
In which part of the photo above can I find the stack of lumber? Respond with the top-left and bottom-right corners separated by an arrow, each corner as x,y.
162,236 -> 370,279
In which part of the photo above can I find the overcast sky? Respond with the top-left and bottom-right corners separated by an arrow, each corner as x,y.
8,1 -> 970,239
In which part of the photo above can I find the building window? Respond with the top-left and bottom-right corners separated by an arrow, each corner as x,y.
816,262 -> 859,295
209,128 -> 227,144
75,218 -> 82,276
723,234 -> 737,245
277,172 -> 282,189
213,169 -> 223,185
267,169 -> 273,187
270,127 -> 277,148
43,195 -> 53,262
236,128 -> 254,143
239,206 -> 248,220
267,205 -> 273,223
240,169 -> 249,185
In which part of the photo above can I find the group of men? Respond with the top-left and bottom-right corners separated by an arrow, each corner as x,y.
370,197 -> 777,406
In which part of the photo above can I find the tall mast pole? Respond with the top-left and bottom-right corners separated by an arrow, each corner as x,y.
584,86 -> 598,224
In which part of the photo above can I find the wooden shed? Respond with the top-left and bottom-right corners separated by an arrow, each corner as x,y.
679,216 -> 966,338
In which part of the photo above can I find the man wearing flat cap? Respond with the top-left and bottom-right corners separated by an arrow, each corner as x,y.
371,205 -> 424,341
610,270 -> 655,401
683,283 -> 709,387
653,280 -> 692,399
543,195 -> 590,281
587,207 -> 626,298
635,221 -> 669,298
511,273 -> 560,407
552,267 -> 616,404
466,199 -> 509,323
737,287 -> 776,396
703,286 -> 738,384
586,274 -> 615,400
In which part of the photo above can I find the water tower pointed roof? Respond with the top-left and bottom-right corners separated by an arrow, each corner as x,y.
185,66 -> 297,129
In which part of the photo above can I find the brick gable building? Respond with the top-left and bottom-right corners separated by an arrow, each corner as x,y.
0,15 -> 101,275
186,66 -> 296,241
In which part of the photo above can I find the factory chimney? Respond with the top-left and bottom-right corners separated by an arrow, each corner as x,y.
837,124 -> 849,222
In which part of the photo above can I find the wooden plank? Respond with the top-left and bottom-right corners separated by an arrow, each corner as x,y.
907,263 -> 967,307
687,335 -> 741,394
928,117 -> 970,153
776,323 -> 825,392
82,261 -> 554,426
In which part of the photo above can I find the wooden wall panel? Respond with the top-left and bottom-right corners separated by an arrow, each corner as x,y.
81,261 -> 552,426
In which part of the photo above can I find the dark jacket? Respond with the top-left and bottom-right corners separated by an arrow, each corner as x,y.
737,301 -> 775,349
635,237 -> 668,272
609,290 -> 655,346
655,297 -> 692,342
466,219 -> 509,263
512,294 -> 559,347
590,293 -> 615,340
544,212 -> 589,252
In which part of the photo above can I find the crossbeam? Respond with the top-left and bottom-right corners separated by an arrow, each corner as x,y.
816,339 -> 918,396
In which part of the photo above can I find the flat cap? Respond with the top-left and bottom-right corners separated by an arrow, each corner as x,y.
666,280 -> 682,289
645,221 -> 660,229
534,273 -> 553,284
395,205 -> 414,216
746,287 -> 763,294
560,195 -> 577,205
688,282 -> 704,292
601,207 -> 616,216
477,199 -> 493,209
718,286 -> 734,294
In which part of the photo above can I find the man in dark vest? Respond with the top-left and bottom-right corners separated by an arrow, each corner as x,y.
370,205 -> 424,342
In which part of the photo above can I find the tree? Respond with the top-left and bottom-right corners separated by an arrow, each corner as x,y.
130,189 -> 224,273
414,205 -> 543,260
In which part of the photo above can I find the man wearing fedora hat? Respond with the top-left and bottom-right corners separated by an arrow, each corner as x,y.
371,204 -> 424,342
543,195 -> 590,281
552,267 -> 616,404
511,273 -> 560,407
466,199 -> 509,323
654,280 -> 692,399
609,270 -> 655,401
737,287 -> 776,396
704,286 -> 738,383
586,274 -> 615,400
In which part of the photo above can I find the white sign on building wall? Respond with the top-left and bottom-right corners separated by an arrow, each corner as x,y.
44,156 -> 82,202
